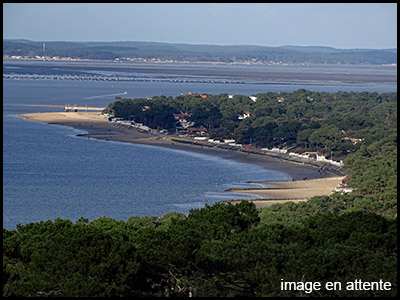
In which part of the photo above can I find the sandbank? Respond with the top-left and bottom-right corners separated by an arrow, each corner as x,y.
225,176 -> 345,207
18,111 -> 346,207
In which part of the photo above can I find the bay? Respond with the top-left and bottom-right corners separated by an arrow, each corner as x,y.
3,61 -> 396,229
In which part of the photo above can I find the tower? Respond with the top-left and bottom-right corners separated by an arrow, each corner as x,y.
42,42 -> 45,52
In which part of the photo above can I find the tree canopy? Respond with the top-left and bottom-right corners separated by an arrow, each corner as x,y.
105,90 -> 397,162
3,202 -> 397,297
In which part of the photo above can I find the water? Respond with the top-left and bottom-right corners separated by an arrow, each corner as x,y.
3,61 -> 396,229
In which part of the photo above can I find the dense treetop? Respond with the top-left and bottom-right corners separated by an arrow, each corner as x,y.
3,203 -> 397,297
105,90 -> 397,162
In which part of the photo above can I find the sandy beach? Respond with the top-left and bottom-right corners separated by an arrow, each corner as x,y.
18,111 -> 346,207
226,176 -> 345,207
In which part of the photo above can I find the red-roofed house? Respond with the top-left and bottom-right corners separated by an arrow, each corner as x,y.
187,127 -> 207,136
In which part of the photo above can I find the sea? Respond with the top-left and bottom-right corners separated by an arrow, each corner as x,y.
3,60 -> 397,229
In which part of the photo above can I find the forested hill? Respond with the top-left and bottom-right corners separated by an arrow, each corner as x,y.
3,39 -> 397,64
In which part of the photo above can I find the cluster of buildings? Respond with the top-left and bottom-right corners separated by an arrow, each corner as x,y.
109,114 -> 347,169
116,57 -> 290,66
172,109 -> 253,135
192,137 -> 242,148
173,112 -> 198,135
109,117 -> 153,133
287,151 -> 343,167
3,54 -> 84,61
260,148 -> 343,167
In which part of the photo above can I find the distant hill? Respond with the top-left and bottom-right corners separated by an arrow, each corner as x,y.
3,39 -> 397,65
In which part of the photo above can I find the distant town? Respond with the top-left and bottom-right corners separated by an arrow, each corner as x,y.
3,54 -> 298,67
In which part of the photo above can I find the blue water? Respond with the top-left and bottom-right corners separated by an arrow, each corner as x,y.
3,62 -> 396,229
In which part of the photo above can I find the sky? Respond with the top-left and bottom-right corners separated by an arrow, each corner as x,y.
3,3 -> 397,49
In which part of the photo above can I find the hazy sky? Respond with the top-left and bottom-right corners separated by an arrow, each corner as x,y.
3,3 -> 397,49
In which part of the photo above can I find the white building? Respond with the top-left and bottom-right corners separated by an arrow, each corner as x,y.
224,139 -> 235,144
249,96 -> 257,102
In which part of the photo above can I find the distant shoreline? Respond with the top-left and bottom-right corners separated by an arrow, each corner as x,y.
4,57 -> 397,68
18,111 -> 345,207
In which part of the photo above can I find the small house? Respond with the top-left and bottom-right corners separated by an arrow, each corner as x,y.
238,111 -> 251,120
187,127 -> 207,136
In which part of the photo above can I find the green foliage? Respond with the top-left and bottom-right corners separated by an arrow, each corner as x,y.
108,91 -> 396,161
3,204 -> 396,297
309,124 -> 341,152
344,136 -> 397,195
3,218 -> 141,297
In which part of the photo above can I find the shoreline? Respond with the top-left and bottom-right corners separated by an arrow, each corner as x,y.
18,111 -> 345,207
5,57 -> 397,67
224,176 -> 345,207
